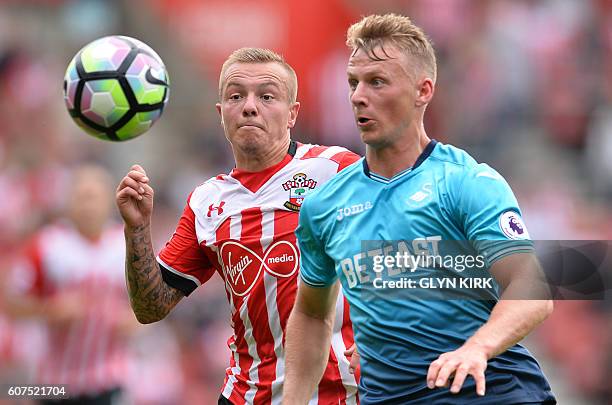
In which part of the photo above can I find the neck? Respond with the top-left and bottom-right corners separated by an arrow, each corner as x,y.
233,137 -> 291,172
365,124 -> 430,178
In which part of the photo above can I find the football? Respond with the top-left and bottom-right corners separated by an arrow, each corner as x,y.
63,35 -> 169,141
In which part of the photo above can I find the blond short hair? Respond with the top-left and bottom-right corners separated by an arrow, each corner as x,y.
219,48 -> 298,103
346,14 -> 437,83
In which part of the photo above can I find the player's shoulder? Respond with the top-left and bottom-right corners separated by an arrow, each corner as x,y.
187,173 -> 233,206
301,156 -> 363,213
29,221 -> 82,256
430,142 -> 478,169
295,142 -> 360,170
295,142 -> 357,161
430,141 -> 506,183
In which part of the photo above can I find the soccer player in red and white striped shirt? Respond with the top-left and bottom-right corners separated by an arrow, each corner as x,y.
116,48 -> 360,405
4,165 -> 134,403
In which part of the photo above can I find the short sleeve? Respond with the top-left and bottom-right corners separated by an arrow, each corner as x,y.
456,164 -> 534,266
296,197 -> 337,287
157,194 -> 215,296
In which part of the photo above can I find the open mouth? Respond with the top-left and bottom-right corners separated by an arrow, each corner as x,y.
357,117 -> 374,126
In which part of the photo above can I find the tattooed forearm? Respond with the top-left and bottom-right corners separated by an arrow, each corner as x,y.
124,225 -> 183,323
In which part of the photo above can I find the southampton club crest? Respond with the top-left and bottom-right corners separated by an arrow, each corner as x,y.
282,173 -> 317,211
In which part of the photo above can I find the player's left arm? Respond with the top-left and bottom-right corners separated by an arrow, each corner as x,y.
426,252 -> 553,396
428,164 -> 553,396
283,193 -> 341,403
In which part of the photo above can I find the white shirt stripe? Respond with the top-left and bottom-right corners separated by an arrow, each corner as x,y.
57,320 -> 81,387
221,213 -> 244,400
76,299 -> 97,389
94,281 -> 112,391
294,143 -> 316,159
229,213 -> 261,403
80,330 -> 96,390
261,209 -> 284,404
317,146 -> 348,159
221,337 -> 241,400
241,296 -> 261,404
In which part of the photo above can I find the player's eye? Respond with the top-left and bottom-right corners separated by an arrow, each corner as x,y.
371,78 -> 385,87
229,94 -> 242,100
348,80 -> 358,91
261,94 -> 274,101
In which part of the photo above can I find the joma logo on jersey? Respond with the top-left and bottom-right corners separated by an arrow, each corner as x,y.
219,240 -> 299,297
336,201 -> 373,221
282,173 -> 317,212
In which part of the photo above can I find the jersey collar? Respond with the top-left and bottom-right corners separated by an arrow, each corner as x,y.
363,139 -> 437,183
230,140 -> 297,193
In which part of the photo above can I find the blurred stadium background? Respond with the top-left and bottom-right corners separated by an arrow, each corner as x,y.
0,0 -> 611,404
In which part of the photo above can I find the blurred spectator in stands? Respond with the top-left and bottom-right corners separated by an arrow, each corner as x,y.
2,165 -> 137,404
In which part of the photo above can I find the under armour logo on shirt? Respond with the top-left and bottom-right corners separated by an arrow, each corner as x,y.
208,201 -> 225,217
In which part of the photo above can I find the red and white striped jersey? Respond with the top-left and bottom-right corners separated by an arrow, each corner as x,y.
11,223 -> 129,395
158,142 -> 360,405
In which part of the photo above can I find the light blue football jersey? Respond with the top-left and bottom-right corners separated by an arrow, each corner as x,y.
297,140 -> 555,404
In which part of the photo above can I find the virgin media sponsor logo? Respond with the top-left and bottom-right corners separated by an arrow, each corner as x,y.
219,240 -> 299,297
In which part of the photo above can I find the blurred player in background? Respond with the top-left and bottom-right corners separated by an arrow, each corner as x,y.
2,165 -> 135,404
283,14 -> 556,404
116,48 -> 360,404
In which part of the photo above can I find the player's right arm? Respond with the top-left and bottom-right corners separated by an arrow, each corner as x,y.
116,164 -> 183,324
283,281 -> 339,404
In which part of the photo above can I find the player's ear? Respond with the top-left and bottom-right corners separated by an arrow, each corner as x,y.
215,103 -> 225,128
288,101 -> 300,129
415,78 -> 434,107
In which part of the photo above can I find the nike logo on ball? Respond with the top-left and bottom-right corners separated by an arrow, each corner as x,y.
145,68 -> 168,86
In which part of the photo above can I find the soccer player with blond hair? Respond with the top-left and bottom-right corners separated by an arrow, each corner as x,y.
116,48 -> 360,404
283,14 -> 556,404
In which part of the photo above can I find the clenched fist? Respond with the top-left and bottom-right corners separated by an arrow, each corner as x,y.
115,164 -> 154,229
